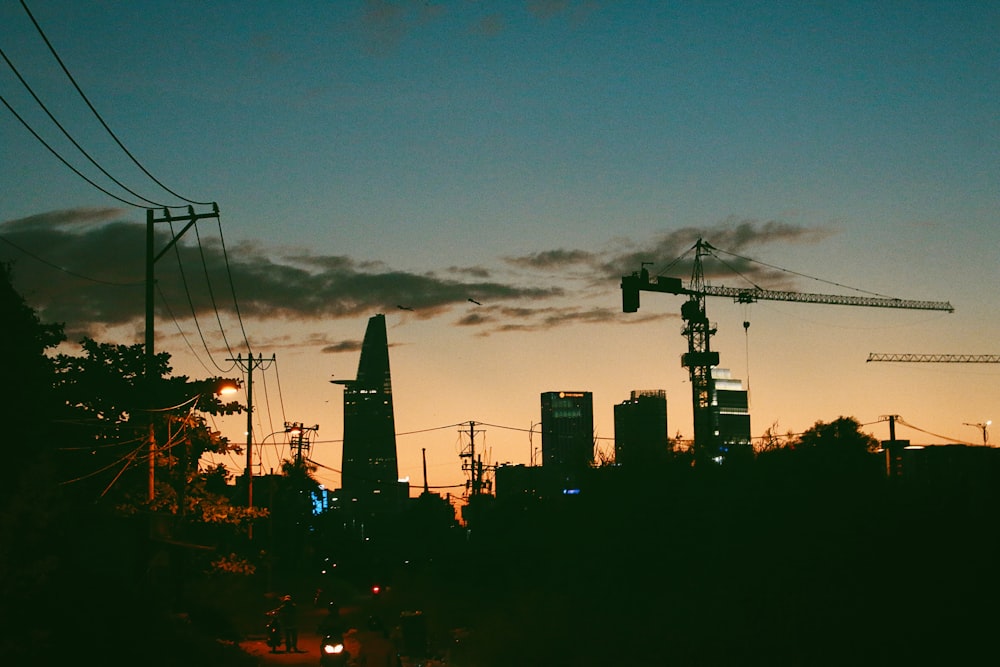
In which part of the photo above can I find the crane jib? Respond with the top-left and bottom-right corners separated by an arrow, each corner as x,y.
708,286 -> 955,312
620,271 -> 954,313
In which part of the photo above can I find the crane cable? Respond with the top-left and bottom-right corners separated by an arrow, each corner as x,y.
743,301 -> 752,406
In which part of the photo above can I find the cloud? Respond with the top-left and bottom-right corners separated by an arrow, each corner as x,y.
454,303 -> 670,335
504,218 -> 834,290
360,0 -> 447,54
321,340 -> 363,354
471,13 -> 506,37
504,248 -> 598,270
0,209 -> 562,337
1,211 -> 833,343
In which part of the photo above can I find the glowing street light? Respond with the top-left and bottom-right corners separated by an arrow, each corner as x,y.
147,377 -> 241,502
963,420 -> 992,446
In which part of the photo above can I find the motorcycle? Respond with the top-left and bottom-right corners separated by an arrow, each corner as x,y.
265,609 -> 283,653
320,633 -> 350,666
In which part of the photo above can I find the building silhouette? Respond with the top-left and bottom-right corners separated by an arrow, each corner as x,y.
614,390 -> 669,466
332,314 -> 406,506
540,391 -> 594,470
711,368 -> 751,454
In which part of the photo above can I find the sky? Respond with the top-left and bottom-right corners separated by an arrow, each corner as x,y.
2,0 -> 998,498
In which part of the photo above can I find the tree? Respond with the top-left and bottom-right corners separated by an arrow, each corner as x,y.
51,338 -> 243,509
0,262 -> 65,459
793,416 -> 879,456
0,263 -> 68,659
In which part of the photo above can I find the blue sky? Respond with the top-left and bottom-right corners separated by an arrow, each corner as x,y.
2,1 -> 998,493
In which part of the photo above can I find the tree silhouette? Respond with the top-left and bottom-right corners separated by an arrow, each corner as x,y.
52,338 -> 242,512
0,262 -> 65,464
793,416 -> 879,455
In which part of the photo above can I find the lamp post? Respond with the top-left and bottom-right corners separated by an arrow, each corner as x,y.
146,377 -> 240,503
964,420 -> 992,446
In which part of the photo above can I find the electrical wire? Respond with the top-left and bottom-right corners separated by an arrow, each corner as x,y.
0,232 -> 143,286
215,214 -> 254,355
59,440 -> 146,486
0,45 -> 169,208
156,282 -> 216,376
895,417 -> 980,447
0,91 -> 150,208
193,222 -> 238,361
271,358 -> 289,426
164,221 -> 231,373
19,0 -> 212,207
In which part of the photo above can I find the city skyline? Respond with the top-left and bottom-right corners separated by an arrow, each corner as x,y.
2,1 -> 997,496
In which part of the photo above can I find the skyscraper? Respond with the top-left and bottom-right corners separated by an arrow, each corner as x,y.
712,368 -> 751,453
333,314 -> 402,503
540,391 -> 594,470
614,390 -> 669,466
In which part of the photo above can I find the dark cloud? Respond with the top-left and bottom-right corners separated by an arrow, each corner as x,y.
1,210 -> 832,343
504,248 -> 598,270
501,218 -> 832,290
321,340 -> 363,354
444,265 -> 492,279
454,303 -> 671,335
0,209 -> 561,338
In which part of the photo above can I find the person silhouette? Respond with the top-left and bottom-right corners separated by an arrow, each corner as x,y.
276,594 -> 300,653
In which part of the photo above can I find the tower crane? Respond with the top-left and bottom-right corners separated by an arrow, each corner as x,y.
621,238 -> 954,463
867,354 -> 1000,363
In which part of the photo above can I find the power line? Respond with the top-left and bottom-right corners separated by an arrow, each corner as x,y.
162,227 -> 230,373
193,222 -> 239,361
18,0 -> 211,207
0,232 -> 143,286
0,45 -> 169,208
214,214 -> 255,354
157,280 -> 219,376
0,90 -> 151,208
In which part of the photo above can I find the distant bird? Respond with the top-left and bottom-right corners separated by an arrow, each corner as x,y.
468,298 -> 482,305
397,304 -> 414,311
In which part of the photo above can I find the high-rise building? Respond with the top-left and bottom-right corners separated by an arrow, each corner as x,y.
540,391 -> 594,470
614,390 -> 669,466
711,368 -> 751,452
332,314 -> 404,504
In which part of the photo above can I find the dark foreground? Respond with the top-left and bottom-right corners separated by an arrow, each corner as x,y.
5,462 -> 999,666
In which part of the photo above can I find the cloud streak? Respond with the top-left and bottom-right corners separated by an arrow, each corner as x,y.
1,210 -> 832,344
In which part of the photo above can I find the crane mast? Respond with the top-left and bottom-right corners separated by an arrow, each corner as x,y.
621,238 -> 955,463
680,241 -> 720,461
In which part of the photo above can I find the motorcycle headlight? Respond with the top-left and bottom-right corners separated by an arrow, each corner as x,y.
322,642 -> 345,654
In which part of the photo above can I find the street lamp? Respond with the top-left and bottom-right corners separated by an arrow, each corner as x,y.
146,377 -> 241,503
963,420 -> 992,446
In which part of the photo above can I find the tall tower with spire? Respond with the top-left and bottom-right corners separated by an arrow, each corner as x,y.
333,314 -> 403,505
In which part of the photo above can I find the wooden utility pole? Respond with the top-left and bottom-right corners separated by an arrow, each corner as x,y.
422,448 -> 429,495
145,204 -> 219,502
228,352 -> 276,538
459,421 -> 486,495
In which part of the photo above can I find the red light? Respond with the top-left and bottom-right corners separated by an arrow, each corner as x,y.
371,585 -> 381,595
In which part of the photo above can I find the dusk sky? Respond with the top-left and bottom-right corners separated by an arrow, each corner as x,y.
2,1 -> 998,496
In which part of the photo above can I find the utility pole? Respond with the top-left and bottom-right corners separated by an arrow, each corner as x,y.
422,448 -> 429,495
228,352 -> 276,537
286,422 -> 319,464
459,421 -> 485,495
145,204 -> 220,503
880,414 -> 902,477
